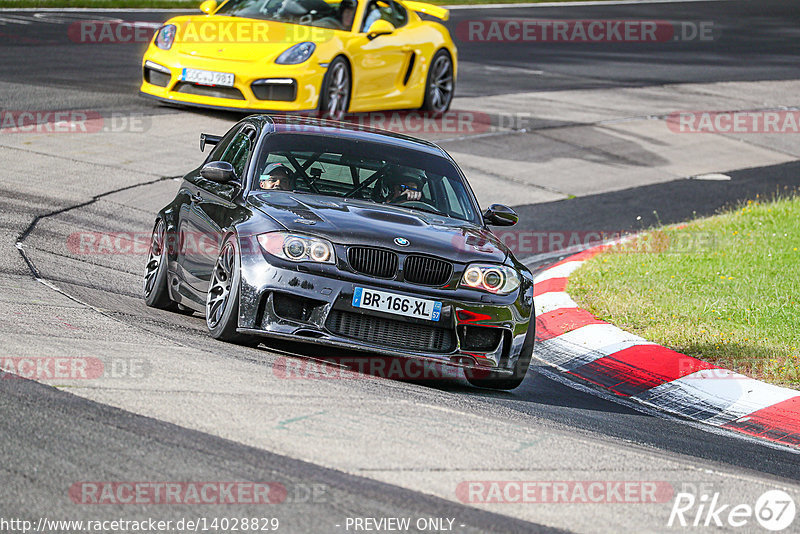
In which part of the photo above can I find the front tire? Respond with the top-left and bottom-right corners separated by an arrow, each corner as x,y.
466,349 -> 532,390
319,57 -> 351,121
143,219 -> 174,309
206,235 -> 258,345
466,321 -> 534,390
421,50 -> 454,115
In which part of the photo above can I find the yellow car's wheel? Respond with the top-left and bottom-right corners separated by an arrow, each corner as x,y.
319,57 -> 351,121
421,50 -> 454,115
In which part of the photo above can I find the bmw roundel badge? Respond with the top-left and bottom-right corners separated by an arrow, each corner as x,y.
394,237 -> 410,247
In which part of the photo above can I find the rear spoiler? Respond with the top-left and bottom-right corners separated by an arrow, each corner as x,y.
200,133 -> 222,152
401,0 -> 449,21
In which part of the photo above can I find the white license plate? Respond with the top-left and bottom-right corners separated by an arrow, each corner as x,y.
181,68 -> 234,87
352,287 -> 442,322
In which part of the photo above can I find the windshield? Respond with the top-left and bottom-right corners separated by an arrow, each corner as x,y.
215,0 -> 357,31
250,133 -> 482,224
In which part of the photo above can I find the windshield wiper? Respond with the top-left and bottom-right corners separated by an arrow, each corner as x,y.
397,204 -> 446,217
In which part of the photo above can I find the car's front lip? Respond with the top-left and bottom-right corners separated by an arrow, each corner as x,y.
235,328 -> 515,375
237,240 -> 533,372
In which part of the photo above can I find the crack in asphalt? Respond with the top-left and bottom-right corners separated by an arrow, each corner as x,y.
15,174 -> 177,278
12,174 -> 179,344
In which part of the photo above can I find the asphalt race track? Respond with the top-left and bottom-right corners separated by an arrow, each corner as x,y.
1,1 -> 800,532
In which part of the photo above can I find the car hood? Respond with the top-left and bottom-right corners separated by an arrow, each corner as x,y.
249,193 -> 509,264
167,15 -> 339,61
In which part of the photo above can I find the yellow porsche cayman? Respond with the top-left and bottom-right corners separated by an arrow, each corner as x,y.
140,0 -> 457,118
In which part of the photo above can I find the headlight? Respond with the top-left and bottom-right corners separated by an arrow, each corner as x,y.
275,42 -> 315,65
154,24 -> 176,50
257,232 -> 334,264
460,264 -> 521,295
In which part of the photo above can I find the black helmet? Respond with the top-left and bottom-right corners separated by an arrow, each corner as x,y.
263,163 -> 291,176
385,165 -> 423,187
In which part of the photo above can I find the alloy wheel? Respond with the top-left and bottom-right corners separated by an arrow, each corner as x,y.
206,241 -> 235,329
143,220 -> 165,298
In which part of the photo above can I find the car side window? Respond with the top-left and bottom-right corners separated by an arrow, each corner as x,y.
390,2 -> 407,27
219,127 -> 255,184
361,0 -> 406,31
205,127 -> 239,164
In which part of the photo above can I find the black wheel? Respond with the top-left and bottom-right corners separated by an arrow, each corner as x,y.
206,236 -> 259,345
318,57 -> 351,121
143,219 -> 175,309
421,50 -> 454,114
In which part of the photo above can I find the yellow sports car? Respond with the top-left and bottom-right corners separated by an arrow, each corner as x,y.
140,0 -> 456,118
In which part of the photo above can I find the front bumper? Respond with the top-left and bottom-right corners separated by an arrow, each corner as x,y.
139,52 -> 325,112
236,236 -> 534,374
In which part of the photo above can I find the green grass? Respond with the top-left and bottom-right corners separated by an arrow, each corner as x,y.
569,193 -> 800,389
0,0 -> 625,8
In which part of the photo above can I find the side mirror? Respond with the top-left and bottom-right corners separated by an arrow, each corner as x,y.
199,0 -> 217,14
366,19 -> 395,40
200,161 -> 237,183
483,204 -> 518,226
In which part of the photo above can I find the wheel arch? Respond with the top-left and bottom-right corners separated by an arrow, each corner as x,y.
318,54 -> 353,111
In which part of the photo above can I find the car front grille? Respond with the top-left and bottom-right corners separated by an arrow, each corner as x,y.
403,255 -> 452,286
327,310 -> 455,353
172,82 -> 245,100
251,79 -> 297,101
143,67 -> 170,87
459,325 -> 503,352
347,247 -> 398,278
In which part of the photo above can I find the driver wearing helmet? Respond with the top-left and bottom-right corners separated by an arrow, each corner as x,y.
383,166 -> 424,203
259,163 -> 294,191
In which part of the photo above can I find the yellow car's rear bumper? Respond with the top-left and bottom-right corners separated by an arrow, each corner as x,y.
139,53 -> 325,112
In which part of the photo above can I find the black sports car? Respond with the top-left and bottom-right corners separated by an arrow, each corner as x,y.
144,115 -> 535,389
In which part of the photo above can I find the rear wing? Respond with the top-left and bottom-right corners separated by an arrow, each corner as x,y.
401,0 -> 449,21
200,133 -> 222,152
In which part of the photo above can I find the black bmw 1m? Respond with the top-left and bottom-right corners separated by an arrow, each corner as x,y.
143,115 -> 535,389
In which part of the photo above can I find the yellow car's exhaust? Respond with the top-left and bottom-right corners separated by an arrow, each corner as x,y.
401,0 -> 449,21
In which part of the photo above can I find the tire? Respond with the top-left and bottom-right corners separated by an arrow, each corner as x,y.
143,219 -> 175,310
465,322 -> 534,390
421,49 -> 454,115
205,235 -> 259,345
318,57 -> 351,121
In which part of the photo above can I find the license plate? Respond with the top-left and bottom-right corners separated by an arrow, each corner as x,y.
181,68 -> 234,87
352,287 -> 441,322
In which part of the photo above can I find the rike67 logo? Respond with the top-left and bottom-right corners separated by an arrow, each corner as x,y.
669,489 -> 796,531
